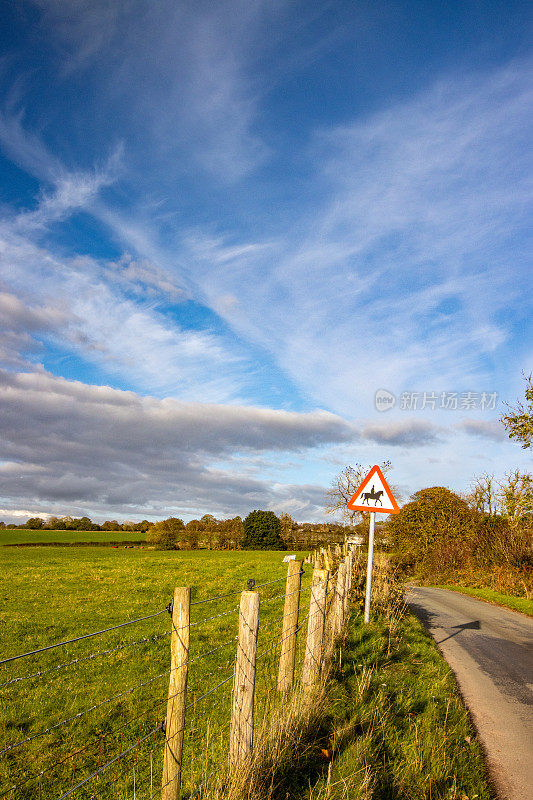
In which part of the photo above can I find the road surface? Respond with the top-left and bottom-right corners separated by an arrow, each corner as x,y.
406,587 -> 533,800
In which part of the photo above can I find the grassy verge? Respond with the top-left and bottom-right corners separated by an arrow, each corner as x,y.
431,584 -> 533,617
295,609 -> 495,800
207,556 -> 495,800
229,612 -> 495,800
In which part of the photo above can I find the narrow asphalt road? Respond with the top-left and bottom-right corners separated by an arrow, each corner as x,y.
406,587 -> 533,800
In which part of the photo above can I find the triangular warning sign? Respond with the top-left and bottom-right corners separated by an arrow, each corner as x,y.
347,465 -> 399,515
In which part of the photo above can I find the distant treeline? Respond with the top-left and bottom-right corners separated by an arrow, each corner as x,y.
0,516 -> 152,532
0,513 -> 349,549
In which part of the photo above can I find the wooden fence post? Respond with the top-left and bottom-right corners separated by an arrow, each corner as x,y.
277,560 -> 303,692
346,551 -> 353,595
302,569 -> 329,688
331,561 -> 346,642
162,587 -> 190,800
343,554 -> 351,620
230,590 -> 260,764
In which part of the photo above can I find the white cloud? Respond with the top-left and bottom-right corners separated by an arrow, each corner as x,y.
0,508 -> 51,519
0,194 -> 250,401
106,254 -> 183,300
5,19 -> 528,420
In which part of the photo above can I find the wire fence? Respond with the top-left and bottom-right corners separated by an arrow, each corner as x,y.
0,546 -> 352,799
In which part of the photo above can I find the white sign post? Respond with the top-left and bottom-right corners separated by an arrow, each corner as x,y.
346,465 -> 399,623
364,511 -> 376,623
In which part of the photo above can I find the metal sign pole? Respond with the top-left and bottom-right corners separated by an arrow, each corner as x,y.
364,511 -> 375,623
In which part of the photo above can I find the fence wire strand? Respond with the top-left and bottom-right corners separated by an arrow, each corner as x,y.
0,631 -> 172,689
0,609 -> 169,667
1,631 -> 241,758
55,725 -> 162,800
0,693 -> 168,798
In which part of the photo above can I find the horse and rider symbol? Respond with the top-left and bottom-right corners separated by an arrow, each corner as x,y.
360,485 -> 384,506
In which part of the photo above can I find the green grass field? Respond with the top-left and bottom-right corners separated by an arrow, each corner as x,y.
0,547 -> 310,799
0,529 -> 146,546
1,548 -> 496,800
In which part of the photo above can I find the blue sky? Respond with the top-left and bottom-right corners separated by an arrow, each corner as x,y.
0,0 -> 531,524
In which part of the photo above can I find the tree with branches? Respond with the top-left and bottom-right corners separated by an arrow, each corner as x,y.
146,517 -> 185,549
466,470 -> 533,528
501,373 -> 533,448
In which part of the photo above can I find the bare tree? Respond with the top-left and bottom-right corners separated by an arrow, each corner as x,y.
466,473 -> 500,516
279,513 -> 297,543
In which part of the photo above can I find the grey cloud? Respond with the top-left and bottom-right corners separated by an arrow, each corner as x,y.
361,419 -> 442,447
0,369 -> 355,519
455,419 -> 507,442
0,292 -> 69,368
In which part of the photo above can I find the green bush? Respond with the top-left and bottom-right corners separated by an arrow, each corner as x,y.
388,487 -> 476,574
146,517 -> 185,549
242,510 -> 286,550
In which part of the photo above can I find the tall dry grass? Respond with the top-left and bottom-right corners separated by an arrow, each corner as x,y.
204,682 -> 331,800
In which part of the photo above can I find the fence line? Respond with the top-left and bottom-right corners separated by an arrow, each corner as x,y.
1,546 -> 355,799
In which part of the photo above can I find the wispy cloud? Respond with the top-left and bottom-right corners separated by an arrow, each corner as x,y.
0,168 -> 253,400
29,0 -> 286,182
0,233 -> 248,401
185,59 -> 532,415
